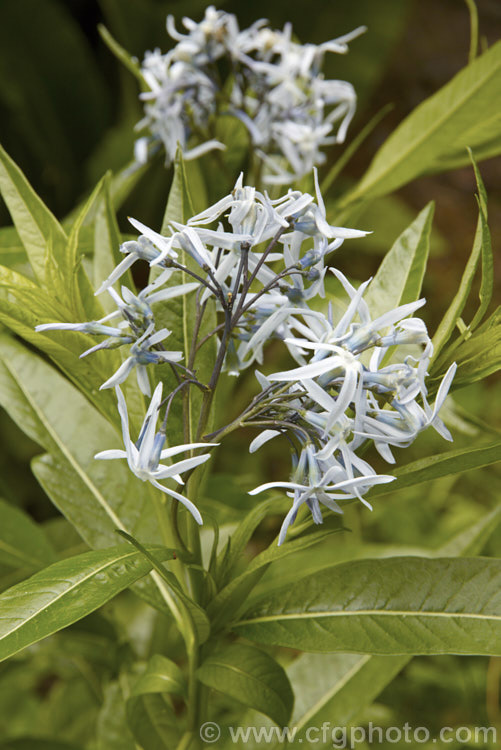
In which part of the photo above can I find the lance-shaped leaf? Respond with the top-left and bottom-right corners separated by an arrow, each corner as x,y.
0,544 -> 172,662
0,226 -> 26,268
208,526 -> 341,630
118,530 -> 210,647
0,267 -> 124,430
253,505 -> 501,747
0,334 -> 158,549
215,496 -> 279,587
197,643 -> 294,727
235,557 -> 501,655
98,24 -> 146,86
63,175 -> 108,322
344,41 -> 501,202
432,153 -> 492,360
364,202 -> 433,317
368,439 -> 501,498
0,143 -> 67,282
433,308 -> 501,389
468,152 -> 493,331
93,173 -> 135,310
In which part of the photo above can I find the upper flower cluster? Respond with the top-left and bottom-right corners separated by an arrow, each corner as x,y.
135,7 -> 364,183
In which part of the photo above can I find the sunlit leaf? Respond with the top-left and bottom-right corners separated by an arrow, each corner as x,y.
0,544 -> 172,661
364,202 -> 434,317
235,557 -> 501,655
344,41 -> 501,203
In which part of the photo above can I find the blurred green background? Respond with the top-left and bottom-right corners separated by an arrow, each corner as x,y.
0,0 -> 500,746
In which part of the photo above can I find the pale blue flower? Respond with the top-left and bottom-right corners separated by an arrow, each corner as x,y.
95,383 -> 217,524
250,445 -> 394,544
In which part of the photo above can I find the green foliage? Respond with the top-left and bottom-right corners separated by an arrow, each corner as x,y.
0,335 -> 157,549
0,143 -> 67,283
197,643 -> 294,726
364,202 -> 434,315
0,4 -> 500,748
344,40 -> 501,204
431,151 -> 493,362
0,544 -> 172,661
126,692 -> 180,749
235,557 -> 501,655
369,439 -> 501,498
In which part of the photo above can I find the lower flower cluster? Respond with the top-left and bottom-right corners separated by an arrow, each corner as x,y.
246,268 -> 456,542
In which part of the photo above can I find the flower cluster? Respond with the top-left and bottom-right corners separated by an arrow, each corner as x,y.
36,173 -> 455,542
247,272 -> 456,543
135,7 -> 364,183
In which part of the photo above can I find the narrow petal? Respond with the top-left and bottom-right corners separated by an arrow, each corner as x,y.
270,355 -> 340,381
100,358 -> 135,390
154,453 -> 211,479
249,429 -> 281,453
94,449 -> 128,460
249,481 -> 306,495
150,479 -> 203,525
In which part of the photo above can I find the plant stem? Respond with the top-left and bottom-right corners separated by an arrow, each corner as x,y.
186,643 -> 200,737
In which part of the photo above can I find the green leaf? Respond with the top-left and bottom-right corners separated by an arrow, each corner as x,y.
262,503 -> 501,745
117,530 -> 210,647
433,308 -> 501,388
197,643 -> 293,726
364,202 -> 434,317
126,693 -> 180,750
235,557 -> 501,655
0,543 -> 172,662
439,504 -> 501,557
368,439 -> 501,499
60,180 -> 108,325
0,499 -> 56,570
432,155 -> 492,358
0,226 -> 26,269
468,152 -> 493,331
132,654 -> 187,698
0,334 -> 158,550
98,24 -> 146,86
0,143 -> 67,282
215,497 -> 278,587
93,173 -> 135,311
62,159 -> 148,231
208,526 -> 341,630
287,653 -> 406,738
0,335 -> 174,617
0,265 -> 124,430
345,41 -> 501,203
